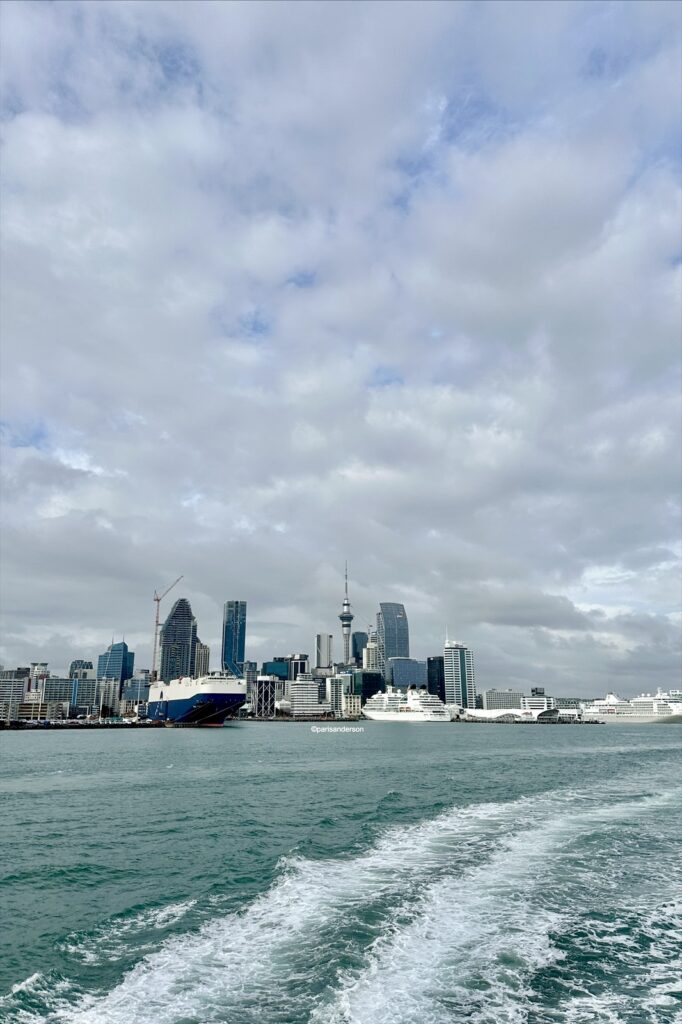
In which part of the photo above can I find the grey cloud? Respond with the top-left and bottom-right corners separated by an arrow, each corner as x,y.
0,1 -> 680,695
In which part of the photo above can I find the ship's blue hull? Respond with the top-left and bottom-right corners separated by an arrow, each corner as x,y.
147,692 -> 244,726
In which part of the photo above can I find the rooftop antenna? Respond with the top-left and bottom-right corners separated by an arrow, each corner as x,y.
152,576 -> 183,680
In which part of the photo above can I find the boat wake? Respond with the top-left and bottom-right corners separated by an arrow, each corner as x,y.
2,781 -> 680,1024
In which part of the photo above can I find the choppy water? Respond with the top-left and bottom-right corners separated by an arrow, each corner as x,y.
1,724 -> 680,1024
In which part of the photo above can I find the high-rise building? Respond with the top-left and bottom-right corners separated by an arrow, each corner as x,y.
221,601 -> 247,675
96,642 -> 134,684
351,631 -> 368,666
362,627 -> 379,670
376,603 -> 409,676
352,669 -> 385,705
289,674 -> 330,717
386,657 -> 427,688
69,659 -> 93,678
159,598 -> 198,683
195,641 -> 210,677
427,656 -> 446,703
288,654 -> 310,680
338,564 -> 354,664
443,640 -> 476,709
315,633 -> 333,669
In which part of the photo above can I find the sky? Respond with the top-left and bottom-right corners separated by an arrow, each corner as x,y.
0,0 -> 680,696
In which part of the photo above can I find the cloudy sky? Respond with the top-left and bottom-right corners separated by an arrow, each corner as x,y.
1,0 -> 680,695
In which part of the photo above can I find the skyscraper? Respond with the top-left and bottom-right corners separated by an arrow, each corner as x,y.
96,641 -> 134,684
159,598 -> 197,683
338,565 -> 354,664
351,631 -> 368,666
195,641 -> 210,677
376,602 -> 409,677
315,633 -> 333,669
222,601 -> 246,675
69,659 -> 93,678
427,656 -> 446,703
443,639 -> 476,708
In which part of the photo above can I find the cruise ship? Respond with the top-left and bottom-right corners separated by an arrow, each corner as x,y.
581,689 -> 682,724
362,685 -> 451,722
147,672 -> 246,726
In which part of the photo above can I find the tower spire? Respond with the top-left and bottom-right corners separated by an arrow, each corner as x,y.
338,562 -> 354,665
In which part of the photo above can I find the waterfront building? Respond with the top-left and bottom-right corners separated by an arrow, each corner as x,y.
0,675 -> 28,719
70,676 -> 98,713
479,689 -> 524,711
326,676 -> 346,717
376,603 -> 409,676
96,641 -> 134,685
195,641 -> 210,678
427,656 -> 446,703
97,678 -> 121,717
338,565 -> 354,664
252,676 -> 279,718
315,633 -> 333,669
344,694 -> 361,718
221,600 -> 246,674
523,693 -> 556,713
352,631 -> 368,666
289,674 -> 330,717
443,640 -> 476,708
386,657 -> 427,688
159,598 -> 198,683
41,677 -> 75,703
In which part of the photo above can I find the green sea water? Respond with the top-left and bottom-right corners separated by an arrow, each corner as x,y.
1,723 -> 680,1024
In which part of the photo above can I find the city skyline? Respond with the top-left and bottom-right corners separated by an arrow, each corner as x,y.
1,3 -> 680,699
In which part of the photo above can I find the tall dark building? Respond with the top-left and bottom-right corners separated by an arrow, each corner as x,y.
69,659 -> 93,679
352,669 -> 385,704
351,631 -> 368,666
427,656 -> 446,703
376,602 -> 409,676
222,601 -> 246,675
160,598 -> 197,682
96,642 -> 134,684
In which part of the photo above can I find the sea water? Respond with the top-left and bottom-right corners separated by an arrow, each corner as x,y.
1,724 -> 680,1023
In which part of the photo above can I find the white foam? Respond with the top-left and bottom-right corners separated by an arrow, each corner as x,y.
15,782 -> 679,1024
312,791 -> 680,1024
59,900 -> 198,965
50,794 -> 563,1024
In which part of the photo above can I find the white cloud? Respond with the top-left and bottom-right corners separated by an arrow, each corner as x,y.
0,0 -> 680,693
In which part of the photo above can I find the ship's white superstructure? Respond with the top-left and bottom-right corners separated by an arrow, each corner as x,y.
362,685 -> 450,722
581,689 -> 682,724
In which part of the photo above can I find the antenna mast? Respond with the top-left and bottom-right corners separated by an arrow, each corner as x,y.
152,576 -> 183,680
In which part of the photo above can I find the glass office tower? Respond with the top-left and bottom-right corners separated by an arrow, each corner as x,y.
222,600 -> 247,675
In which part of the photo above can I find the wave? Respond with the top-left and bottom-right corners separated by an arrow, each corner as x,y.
4,781 -> 679,1024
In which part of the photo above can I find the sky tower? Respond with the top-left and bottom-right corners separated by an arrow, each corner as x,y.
338,563 -> 354,665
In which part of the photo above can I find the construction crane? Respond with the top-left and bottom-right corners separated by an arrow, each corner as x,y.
151,576 -> 183,680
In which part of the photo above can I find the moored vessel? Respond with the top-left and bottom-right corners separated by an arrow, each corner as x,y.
147,672 -> 246,726
362,685 -> 451,722
581,689 -> 682,724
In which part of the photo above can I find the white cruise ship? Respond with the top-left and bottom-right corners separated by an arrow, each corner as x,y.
581,689 -> 682,724
362,685 -> 451,722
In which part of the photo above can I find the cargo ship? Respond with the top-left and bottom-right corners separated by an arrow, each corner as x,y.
146,672 -> 246,726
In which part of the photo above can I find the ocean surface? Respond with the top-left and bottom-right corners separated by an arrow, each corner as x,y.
1,723 -> 680,1024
